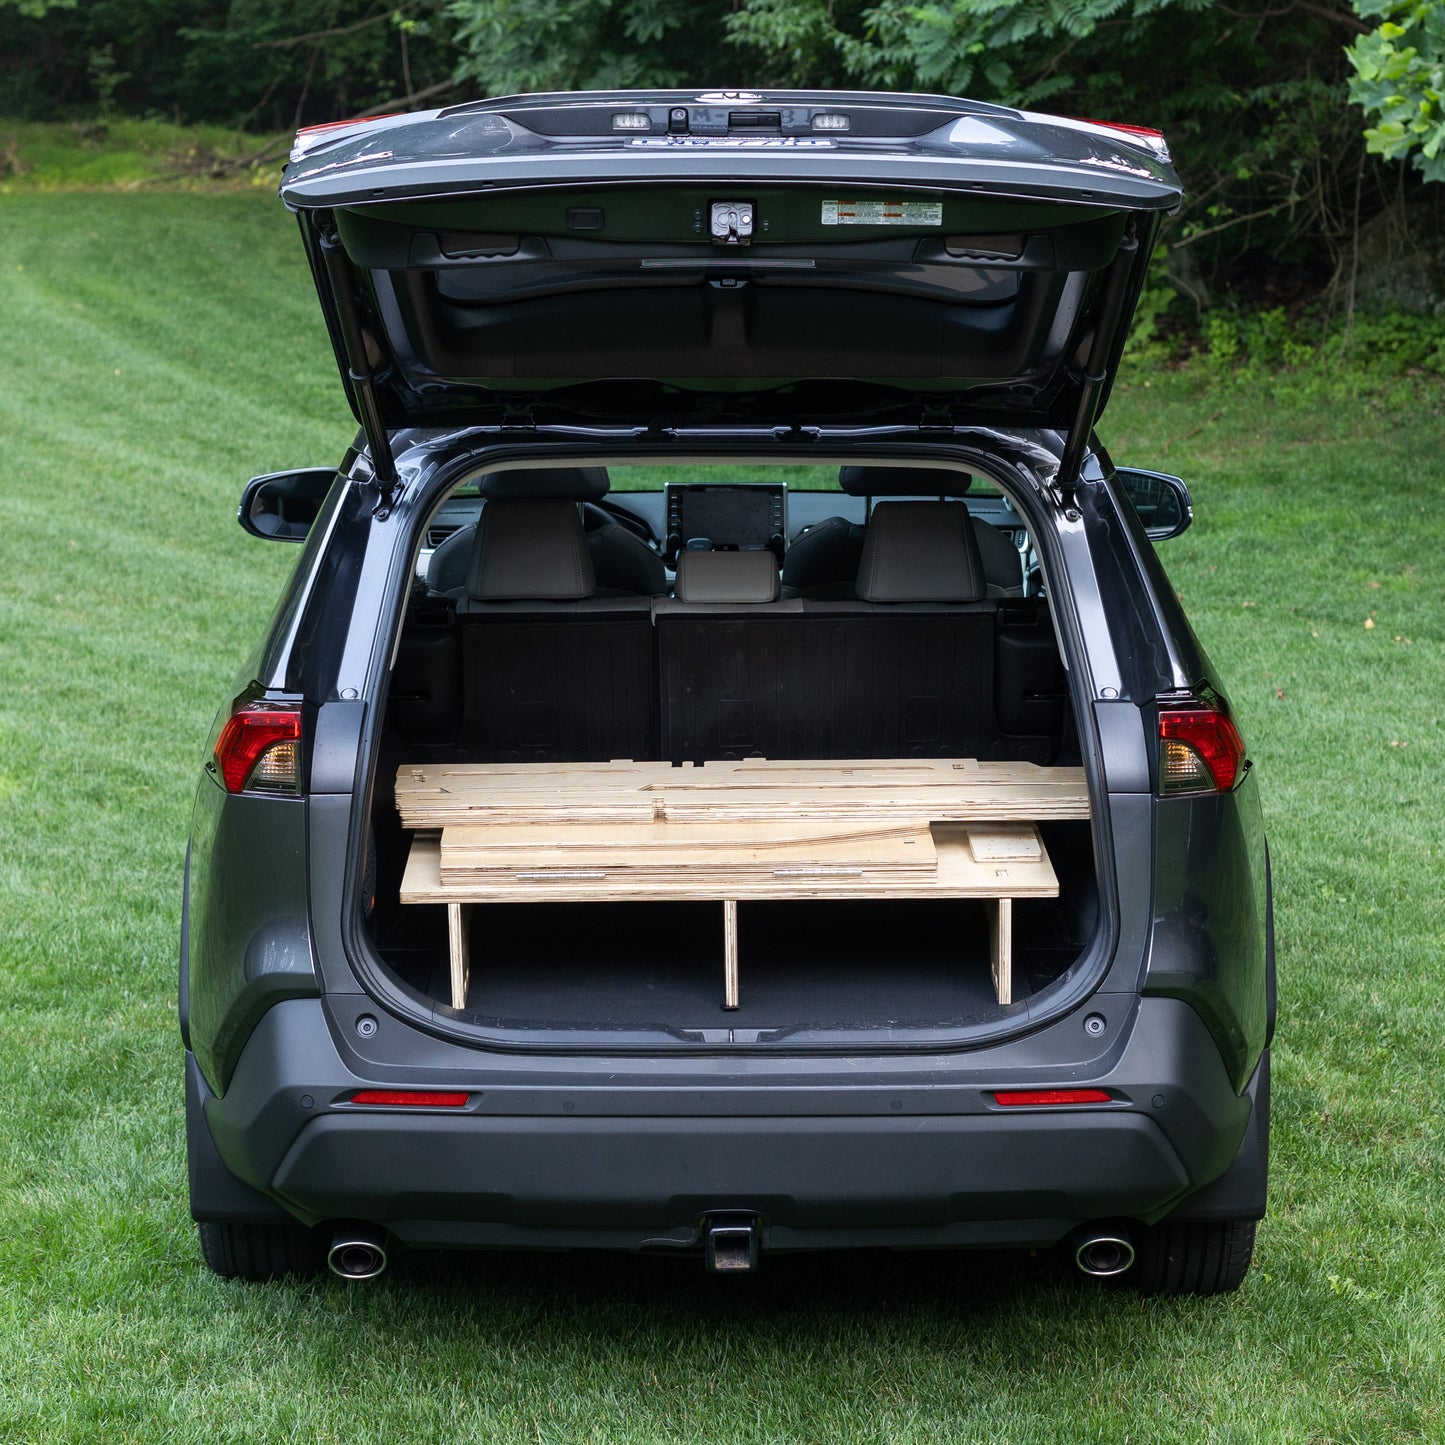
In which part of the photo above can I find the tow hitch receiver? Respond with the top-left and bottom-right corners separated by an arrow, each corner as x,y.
704,1214 -> 761,1273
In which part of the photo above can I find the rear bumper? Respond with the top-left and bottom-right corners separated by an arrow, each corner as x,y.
273,1111 -> 1189,1252
196,996 -> 1259,1252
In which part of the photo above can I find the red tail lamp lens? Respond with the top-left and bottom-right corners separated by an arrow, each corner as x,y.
1158,706 -> 1246,794
1073,117 -> 1165,138
295,113 -> 400,137
214,702 -> 302,793
993,1089 -> 1112,1107
350,1090 -> 470,1108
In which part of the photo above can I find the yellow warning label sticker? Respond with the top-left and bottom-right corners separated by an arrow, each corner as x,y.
821,199 -> 944,225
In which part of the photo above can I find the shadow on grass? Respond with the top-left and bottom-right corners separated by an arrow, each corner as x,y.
327,1237 -> 1095,1333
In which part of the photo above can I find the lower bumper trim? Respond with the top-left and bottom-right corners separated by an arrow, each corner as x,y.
270,1110 -> 1192,1240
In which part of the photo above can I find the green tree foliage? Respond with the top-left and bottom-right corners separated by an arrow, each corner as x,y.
729,0 -> 1217,102
447,0 -> 732,94
0,0 -> 75,15
0,1 -> 459,129
1347,0 -> 1445,180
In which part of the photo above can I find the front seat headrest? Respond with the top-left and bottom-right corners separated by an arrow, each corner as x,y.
477,467 -> 610,502
855,501 -> 986,604
838,465 -> 972,497
467,499 -> 596,601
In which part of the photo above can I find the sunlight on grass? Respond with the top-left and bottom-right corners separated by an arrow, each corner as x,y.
0,192 -> 1442,1444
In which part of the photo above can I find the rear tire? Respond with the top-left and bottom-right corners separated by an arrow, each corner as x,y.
1132,1217 -> 1257,1297
197,1220 -> 325,1282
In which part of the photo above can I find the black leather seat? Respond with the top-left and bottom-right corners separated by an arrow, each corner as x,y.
427,466 -> 666,599
782,465 -> 1023,599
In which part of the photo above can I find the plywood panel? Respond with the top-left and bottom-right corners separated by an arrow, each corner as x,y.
395,759 -> 1089,830
440,818 -> 936,886
401,825 -> 1057,906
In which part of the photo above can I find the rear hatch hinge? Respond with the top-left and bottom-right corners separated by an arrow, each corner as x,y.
1040,467 -> 1072,513
499,404 -> 537,432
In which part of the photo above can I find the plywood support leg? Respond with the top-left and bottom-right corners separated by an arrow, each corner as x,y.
448,902 -> 471,1010
722,899 -> 739,1011
988,897 -> 1013,1006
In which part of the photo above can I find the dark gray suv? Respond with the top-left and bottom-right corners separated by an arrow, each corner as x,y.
182,90 -> 1272,1295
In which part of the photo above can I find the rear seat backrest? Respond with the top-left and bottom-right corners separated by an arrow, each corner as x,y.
658,498 -> 1007,762
455,495 -> 655,763
403,474 -> 1059,767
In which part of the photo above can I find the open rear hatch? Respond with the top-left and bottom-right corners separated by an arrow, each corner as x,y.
282,90 -> 1181,468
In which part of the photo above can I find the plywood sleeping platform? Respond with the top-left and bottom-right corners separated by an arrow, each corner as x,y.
394,759 -> 1090,1015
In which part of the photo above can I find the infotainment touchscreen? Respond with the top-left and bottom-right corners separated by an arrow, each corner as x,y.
664,484 -> 786,558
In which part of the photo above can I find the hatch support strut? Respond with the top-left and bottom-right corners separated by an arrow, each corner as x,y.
317,225 -> 399,503
1055,222 -> 1140,504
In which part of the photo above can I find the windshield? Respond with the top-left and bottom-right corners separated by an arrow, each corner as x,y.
606,465 -> 1000,495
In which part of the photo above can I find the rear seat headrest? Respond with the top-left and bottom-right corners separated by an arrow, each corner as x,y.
855,501 -> 986,603
674,549 -> 780,603
477,467 -> 609,502
839,465 -> 972,496
467,499 -> 596,601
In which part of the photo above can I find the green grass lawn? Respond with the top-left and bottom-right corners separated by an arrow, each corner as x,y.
1,119 -> 290,194
1,190 -> 1443,1444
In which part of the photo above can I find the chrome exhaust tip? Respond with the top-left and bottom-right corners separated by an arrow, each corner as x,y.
328,1225 -> 389,1281
1073,1228 -> 1135,1278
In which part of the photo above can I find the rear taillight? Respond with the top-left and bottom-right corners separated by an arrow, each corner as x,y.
213,701 -> 303,794
1158,700 -> 1246,794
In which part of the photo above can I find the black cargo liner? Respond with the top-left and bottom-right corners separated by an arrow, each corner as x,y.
376,894 -> 1086,1031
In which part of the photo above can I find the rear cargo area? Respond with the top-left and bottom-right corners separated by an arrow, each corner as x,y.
373,881 -> 1093,1037
363,580 -> 1100,1040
